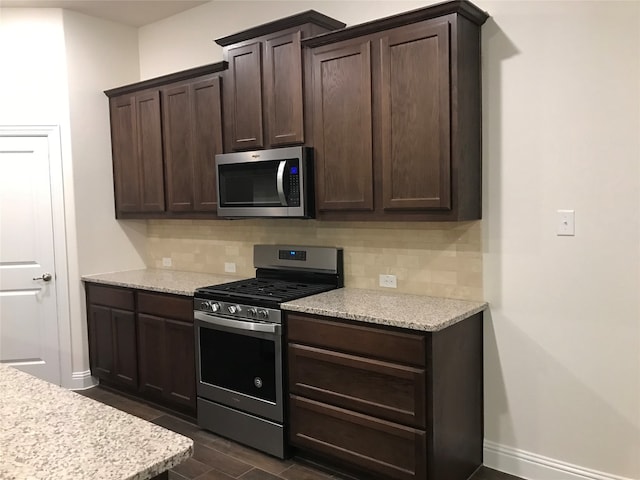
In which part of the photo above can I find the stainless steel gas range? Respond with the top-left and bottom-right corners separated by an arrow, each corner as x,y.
193,245 -> 344,458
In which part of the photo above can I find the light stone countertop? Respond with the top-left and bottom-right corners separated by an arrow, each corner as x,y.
82,268 -> 241,296
81,269 -> 486,332
282,288 -> 488,332
0,364 -> 193,480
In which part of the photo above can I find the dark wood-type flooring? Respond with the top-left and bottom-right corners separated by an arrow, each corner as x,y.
78,386 -> 523,480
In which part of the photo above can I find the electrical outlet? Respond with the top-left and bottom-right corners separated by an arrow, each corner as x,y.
224,262 -> 237,273
379,274 -> 397,288
162,257 -> 172,267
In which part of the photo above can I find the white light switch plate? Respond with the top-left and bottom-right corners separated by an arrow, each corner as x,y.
225,262 -> 237,273
557,210 -> 575,236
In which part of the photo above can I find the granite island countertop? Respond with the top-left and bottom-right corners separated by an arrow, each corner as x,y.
282,288 -> 488,332
0,364 -> 193,480
82,268 -> 241,296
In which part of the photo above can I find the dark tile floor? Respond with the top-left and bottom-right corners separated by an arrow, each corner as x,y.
78,387 -> 522,480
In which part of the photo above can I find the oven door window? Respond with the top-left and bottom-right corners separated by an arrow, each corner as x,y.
199,327 -> 276,403
218,160 -> 284,207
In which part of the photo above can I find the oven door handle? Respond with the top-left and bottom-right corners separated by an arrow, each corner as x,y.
195,311 -> 281,334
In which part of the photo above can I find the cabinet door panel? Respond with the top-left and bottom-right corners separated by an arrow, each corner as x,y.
162,84 -> 194,212
110,96 -> 140,212
88,305 -> 114,379
289,344 -> 425,428
290,395 -> 426,480
112,308 -> 138,387
137,313 -> 165,397
192,77 -> 223,211
311,40 -> 373,211
264,32 -> 304,146
380,21 -> 451,210
228,42 -> 264,150
164,319 -> 196,410
136,91 -> 165,212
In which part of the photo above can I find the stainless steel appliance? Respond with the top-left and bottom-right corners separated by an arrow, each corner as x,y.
215,146 -> 313,218
194,245 -> 343,458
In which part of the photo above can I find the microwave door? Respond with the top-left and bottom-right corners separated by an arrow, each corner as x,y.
218,160 -> 283,207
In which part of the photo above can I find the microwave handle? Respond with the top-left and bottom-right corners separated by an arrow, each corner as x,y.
276,160 -> 287,206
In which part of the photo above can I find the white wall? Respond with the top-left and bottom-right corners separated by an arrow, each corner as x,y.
138,0 -> 438,79
137,1 -> 640,479
0,8 -> 78,387
482,1 -> 640,478
62,10 -> 147,380
0,8 -> 147,387
0,9 -> 68,125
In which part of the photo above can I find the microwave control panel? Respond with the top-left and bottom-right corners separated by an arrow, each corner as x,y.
288,164 -> 300,206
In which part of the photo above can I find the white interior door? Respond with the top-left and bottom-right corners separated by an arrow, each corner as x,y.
0,135 -> 61,385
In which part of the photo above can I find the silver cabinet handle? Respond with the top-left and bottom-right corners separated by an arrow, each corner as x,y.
276,160 -> 287,206
33,273 -> 52,282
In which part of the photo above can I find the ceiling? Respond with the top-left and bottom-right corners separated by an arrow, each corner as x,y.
0,0 -> 209,27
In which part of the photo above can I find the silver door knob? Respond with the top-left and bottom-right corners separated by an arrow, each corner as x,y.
33,273 -> 52,282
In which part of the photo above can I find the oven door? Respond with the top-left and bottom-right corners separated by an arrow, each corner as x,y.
194,311 -> 283,422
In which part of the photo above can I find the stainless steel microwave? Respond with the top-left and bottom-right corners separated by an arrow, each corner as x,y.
215,146 -> 314,218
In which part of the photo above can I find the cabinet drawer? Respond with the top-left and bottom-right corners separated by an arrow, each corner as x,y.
287,313 -> 425,367
137,292 -> 193,322
290,395 -> 426,480
87,284 -> 134,310
289,344 -> 425,428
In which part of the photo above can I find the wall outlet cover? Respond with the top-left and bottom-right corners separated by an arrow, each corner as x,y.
379,274 -> 397,288
162,257 -> 172,267
224,262 -> 237,273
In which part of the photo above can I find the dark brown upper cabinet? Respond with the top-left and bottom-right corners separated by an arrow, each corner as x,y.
109,91 -> 164,213
215,11 -> 346,152
105,62 -> 227,219
304,1 -> 489,221
162,75 -> 223,213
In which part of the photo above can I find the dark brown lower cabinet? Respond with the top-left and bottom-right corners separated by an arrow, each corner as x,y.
286,312 -> 483,480
86,283 -> 196,417
87,285 -> 137,389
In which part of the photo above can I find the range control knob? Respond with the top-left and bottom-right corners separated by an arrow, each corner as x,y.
248,307 -> 258,318
257,309 -> 269,320
211,302 -> 220,313
228,305 -> 241,314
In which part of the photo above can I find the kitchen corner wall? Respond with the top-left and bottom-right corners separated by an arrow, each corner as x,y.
146,220 -> 483,300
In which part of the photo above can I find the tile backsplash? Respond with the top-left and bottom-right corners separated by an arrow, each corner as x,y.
146,219 -> 483,301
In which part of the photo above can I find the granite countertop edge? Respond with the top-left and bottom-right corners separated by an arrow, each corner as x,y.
81,269 -> 487,332
282,301 -> 487,332
282,289 -> 488,332
81,268 -> 241,297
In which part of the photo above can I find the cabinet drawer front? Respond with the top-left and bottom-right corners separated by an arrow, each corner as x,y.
290,395 -> 426,480
289,344 -> 425,428
137,292 -> 193,322
287,313 -> 425,366
87,284 -> 134,310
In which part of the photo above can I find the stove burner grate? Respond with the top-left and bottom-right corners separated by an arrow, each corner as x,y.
198,278 -> 335,303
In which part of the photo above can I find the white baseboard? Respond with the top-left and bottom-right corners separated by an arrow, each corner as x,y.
67,370 -> 98,390
484,440 -> 635,480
